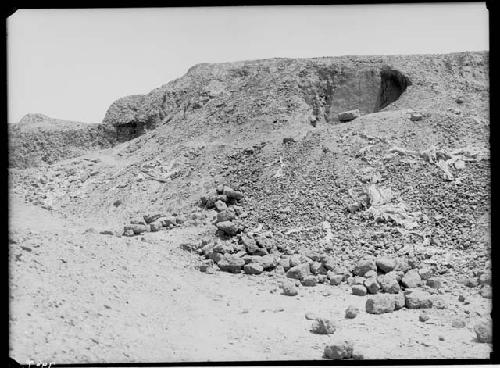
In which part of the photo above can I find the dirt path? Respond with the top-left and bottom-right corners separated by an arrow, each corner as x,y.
9,196 -> 492,363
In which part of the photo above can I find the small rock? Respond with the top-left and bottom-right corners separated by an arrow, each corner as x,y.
338,109 -> 360,122
410,112 -> 423,121
214,200 -> 228,212
305,312 -> 318,320
352,285 -> 367,296
366,294 -> 396,314
149,220 -> 163,232
143,214 -> 163,224
452,319 -> 466,328
244,263 -> 264,275
418,267 -> 433,280
354,257 -> 377,277
323,340 -> 354,359
223,188 -> 244,201
432,296 -> 447,309
364,270 -> 377,280
419,311 -> 430,322
329,274 -> 343,286
394,292 -> 406,310
364,277 -> 380,294
215,221 -> 239,236
480,286 -> 492,299
405,290 -> 433,309
311,318 -> 337,334
301,276 -> 318,287
310,262 -> 326,275
458,294 -> 466,303
376,256 -> 397,273
402,269 -> 423,288
286,263 -> 311,281
281,280 -> 298,296
215,209 -> 236,223
217,256 -> 245,273
479,271 -> 491,286
474,321 -> 492,343
377,273 -> 400,294
345,306 -> 359,319
123,224 -> 148,235
426,278 -> 442,289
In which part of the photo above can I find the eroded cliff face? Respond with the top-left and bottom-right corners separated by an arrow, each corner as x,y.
100,52 -> 487,142
11,51 -> 488,168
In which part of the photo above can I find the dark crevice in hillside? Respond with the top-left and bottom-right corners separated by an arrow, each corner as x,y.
375,69 -> 412,111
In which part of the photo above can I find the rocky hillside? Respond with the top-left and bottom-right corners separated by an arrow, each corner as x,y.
11,50 -> 490,277
9,51 -> 492,361
9,113 -> 115,169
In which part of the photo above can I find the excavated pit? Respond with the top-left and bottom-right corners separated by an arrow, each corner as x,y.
306,67 -> 411,122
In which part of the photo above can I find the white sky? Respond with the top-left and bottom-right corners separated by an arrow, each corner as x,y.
7,3 -> 488,125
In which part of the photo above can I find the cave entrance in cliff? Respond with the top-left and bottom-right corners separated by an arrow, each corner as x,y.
116,121 -> 143,141
375,69 -> 411,112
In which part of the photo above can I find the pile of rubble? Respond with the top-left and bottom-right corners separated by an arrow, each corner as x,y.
184,186 -> 492,306
122,213 -> 186,236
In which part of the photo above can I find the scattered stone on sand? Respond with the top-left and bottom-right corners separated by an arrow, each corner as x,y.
419,311 -> 430,322
311,318 -> 337,335
323,340 -> 354,359
345,305 -> 359,319
281,280 -> 298,296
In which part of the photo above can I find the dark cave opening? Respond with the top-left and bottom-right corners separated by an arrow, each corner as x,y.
375,69 -> 411,111
115,121 -> 146,142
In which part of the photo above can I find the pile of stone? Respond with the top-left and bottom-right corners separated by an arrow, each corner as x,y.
123,213 -> 184,236
200,184 -> 247,237
344,255 -> 445,314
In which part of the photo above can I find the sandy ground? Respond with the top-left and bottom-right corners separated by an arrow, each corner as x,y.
9,195 -> 492,363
